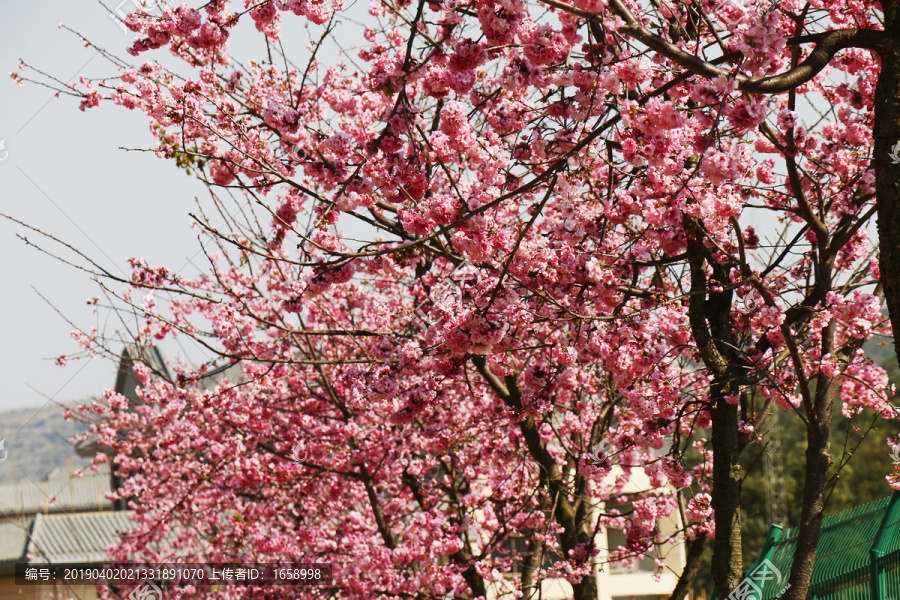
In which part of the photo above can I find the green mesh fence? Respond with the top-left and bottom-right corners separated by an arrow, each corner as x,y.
712,492 -> 900,599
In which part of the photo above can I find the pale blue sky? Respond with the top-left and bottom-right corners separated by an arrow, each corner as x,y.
0,0 -> 376,487
1,2 -> 209,416
0,0 -> 372,421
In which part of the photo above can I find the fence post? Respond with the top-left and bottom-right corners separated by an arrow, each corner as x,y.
869,491 -> 900,599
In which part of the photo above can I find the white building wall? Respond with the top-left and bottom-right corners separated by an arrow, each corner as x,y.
482,465 -> 688,600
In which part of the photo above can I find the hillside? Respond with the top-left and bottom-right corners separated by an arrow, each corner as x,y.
0,403 -> 93,484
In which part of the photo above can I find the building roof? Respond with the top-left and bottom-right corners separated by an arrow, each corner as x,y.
0,464 -> 112,518
0,518 -> 32,563
0,510 -> 137,574
26,510 -> 135,565
197,360 -> 245,390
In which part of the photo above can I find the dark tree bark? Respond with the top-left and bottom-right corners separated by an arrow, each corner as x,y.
668,532 -> 709,600
521,533 -> 544,600
783,320 -> 837,600
874,8 -> 900,372
686,222 -> 747,596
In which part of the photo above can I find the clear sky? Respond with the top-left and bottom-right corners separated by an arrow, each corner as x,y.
0,0 -> 376,490
1,1 -> 368,422
1,1 -> 219,416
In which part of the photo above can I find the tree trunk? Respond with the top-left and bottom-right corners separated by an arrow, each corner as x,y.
668,532 -> 709,600
782,422 -> 831,600
874,6 -> 900,370
686,224 -> 745,597
784,321 -> 837,600
710,383 -> 744,597
521,533 -> 543,600
472,356 -> 597,600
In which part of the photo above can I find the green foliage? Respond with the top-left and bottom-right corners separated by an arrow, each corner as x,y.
154,124 -> 207,176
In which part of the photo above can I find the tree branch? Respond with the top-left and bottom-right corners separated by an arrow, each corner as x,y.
541,0 -> 886,94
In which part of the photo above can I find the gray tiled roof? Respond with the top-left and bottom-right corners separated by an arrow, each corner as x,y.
0,464 -> 112,518
27,511 -> 135,565
0,518 -> 32,563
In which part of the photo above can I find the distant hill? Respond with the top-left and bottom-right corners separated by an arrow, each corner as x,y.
0,403 -> 93,484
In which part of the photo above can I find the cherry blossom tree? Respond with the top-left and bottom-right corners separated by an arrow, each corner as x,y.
10,0 -> 900,598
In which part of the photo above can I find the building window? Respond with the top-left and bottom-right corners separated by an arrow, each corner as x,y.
605,498 -> 660,574
494,535 -> 562,576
